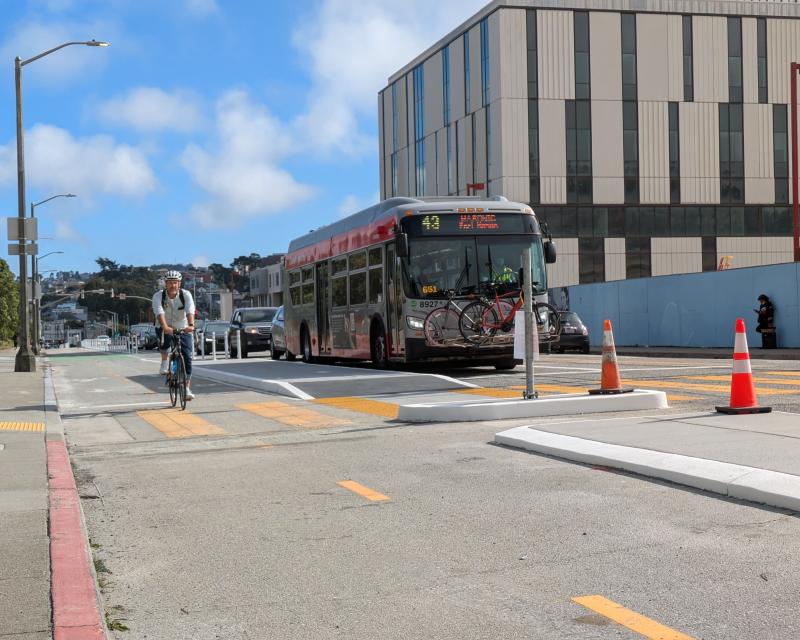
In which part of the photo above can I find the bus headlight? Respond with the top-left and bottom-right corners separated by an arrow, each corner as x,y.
406,316 -> 424,330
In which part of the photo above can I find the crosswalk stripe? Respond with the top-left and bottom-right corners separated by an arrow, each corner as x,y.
313,397 -> 399,419
237,401 -> 351,429
337,480 -> 390,502
136,409 -> 226,438
572,595 -> 695,640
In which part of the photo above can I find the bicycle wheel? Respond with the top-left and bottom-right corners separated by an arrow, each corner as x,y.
494,299 -> 516,335
534,302 -> 561,343
459,301 -> 499,344
424,306 -> 462,346
168,357 -> 178,407
177,356 -> 187,410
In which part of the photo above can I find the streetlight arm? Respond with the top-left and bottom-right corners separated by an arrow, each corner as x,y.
20,41 -> 109,67
33,193 -> 76,208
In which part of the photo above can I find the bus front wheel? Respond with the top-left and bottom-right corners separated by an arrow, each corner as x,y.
301,329 -> 314,363
371,326 -> 388,369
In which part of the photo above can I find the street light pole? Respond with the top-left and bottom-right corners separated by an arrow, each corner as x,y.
13,39 -> 109,373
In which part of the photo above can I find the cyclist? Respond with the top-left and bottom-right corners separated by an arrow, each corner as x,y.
152,270 -> 196,400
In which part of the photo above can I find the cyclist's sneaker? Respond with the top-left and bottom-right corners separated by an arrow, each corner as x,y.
185,389 -> 195,400
159,360 -> 169,375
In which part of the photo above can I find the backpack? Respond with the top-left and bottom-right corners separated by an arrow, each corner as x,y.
157,289 -> 187,326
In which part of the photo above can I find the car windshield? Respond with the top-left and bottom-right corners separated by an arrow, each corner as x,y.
559,312 -> 582,324
241,309 -> 275,323
402,236 -> 547,299
205,323 -> 228,332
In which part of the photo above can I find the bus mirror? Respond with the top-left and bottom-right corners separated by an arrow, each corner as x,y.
396,233 -> 409,258
544,241 -> 557,264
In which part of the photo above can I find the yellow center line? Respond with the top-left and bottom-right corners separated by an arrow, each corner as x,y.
572,595 -> 695,640
314,397 -> 399,419
337,480 -> 390,502
0,422 -> 45,432
136,408 -> 226,438
683,375 -> 800,386
762,371 -> 800,377
238,401 -> 351,429
617,379 -> 797,396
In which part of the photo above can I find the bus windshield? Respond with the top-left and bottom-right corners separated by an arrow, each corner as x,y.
403,236 -> 547,299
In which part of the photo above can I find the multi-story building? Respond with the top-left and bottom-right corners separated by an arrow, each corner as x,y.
378,0 -> 800,287
249,259 -> 283,307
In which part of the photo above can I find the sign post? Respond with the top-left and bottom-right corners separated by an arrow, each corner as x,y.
522,247 -> 536,399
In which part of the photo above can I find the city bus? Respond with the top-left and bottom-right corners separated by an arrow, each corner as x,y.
282,196 -> 556,369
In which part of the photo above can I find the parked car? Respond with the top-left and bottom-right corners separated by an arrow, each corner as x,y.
228,307 -> 277,358
198,321 -> 229,355
556,311 -> 590,353
269,306 -> 295,361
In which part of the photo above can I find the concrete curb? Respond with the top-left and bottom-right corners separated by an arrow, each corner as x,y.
398,389 -> 668,423
495,427 -> 800,512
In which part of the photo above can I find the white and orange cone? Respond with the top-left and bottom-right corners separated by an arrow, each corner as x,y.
589,319 -> 633,395
716,318 -> 771,414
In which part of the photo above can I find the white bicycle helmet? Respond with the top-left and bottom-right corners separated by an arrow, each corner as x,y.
164,270 -> 182,281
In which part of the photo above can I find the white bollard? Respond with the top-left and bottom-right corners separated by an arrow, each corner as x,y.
201,332 -> 206,360
237,330 -> 242,359
224,332 -> 229,359
212,332 -> 217,360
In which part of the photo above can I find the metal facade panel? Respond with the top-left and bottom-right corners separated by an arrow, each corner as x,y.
590,12 -> 621,101
436,129 -> 448,195
396,77 -> 408,157
666,15 -> 683,102
489,100 -> 504,183
744,103 -> 773,179
498,8 -> 526,100
539,99 -> 566,203
638,101 -> 669,203
473,108 -> 488,185
458,115 -> 472,193
424,132 -> 437,195
693,16 -> 728,103
742,18 -> 759,104
469,25 -> 482,114
450,39 -> 466,122
382,89 -> 393,155
680,102 -> 720,203
767,18 -> 800,104
637,14 -> 670,102
592,100 -> 624,201
425,52 -> 444,137
546,237 -> 579,287
604,238 -> 627,281
499,176 -> 530,203
651,238 -> 702,276
538,10 -> 575,100
500,98 -> 529,184
397,146 -> 409,197
489,10 -> 503,103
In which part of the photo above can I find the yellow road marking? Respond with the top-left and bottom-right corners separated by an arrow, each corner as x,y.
136,409 -> 226,438
763,371 -> 800,377
616,379 -> 797,396
337,480 -> 390,502
455,387 -> 524,398
238,401 -> 351,429
684,375 -> 800,386
0,422 -> 45,432
314,397 -> 399,419
572,595 -> 695,640
666,394 -> 698,402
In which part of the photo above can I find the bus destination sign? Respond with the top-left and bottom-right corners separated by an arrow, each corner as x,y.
407,212 -> 531,236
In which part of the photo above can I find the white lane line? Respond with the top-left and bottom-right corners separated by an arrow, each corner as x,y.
423,373 -> 479,388
270,381 -> 315,400
67,401 -> 167,410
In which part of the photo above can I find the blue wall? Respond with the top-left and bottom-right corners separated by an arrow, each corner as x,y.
560,263 -> 800,348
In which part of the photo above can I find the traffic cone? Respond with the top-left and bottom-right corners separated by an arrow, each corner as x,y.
589,319 -> 633,395
716,318 -> 772,414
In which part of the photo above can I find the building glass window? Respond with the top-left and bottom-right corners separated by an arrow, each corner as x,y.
727,17 -> 743,103
719,103 -> 744,203
621,14 -> 637,101
683,16 -> 693,102
480,18 -> 490,107
625,237 -> 651,279
669,102 -> 680,204
574,11 -> 590,99
413,65 -> 425,196
701,237 -> 717,272
566,100 -> 593,203
623,101 -> 639,203
464,33 -> 471,114
774,104 -> 789,203
757,18 -> 768,104
526,10 -> 537,99
579,238 -> 605,284
527,11 -> 539,203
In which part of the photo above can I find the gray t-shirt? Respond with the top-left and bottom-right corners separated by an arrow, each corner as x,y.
152,289 -> 196,330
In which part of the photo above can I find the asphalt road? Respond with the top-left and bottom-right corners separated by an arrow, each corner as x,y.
47,349 -> 800,639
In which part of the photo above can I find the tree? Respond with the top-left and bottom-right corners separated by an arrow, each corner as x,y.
0,259 -> 19,344
95,257 -> 120,273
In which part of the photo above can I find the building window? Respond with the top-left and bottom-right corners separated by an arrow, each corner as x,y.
527,10 -> 537,99
669,103 -> 680,204
625,237 -> 651,279
727,17 -> 743,103
566,100 -> 593,203
480,18 -> 489,107
528,100 -> 540,204
683,16 -> 693,102
774,104 -> 789,203
701,236 -> 717,272
623,101 -> 639,203
719,103 -> 744,203
757,18 -> 768,104
621,14 -> 637,101
574,11 -> 590,100
413,65 -> 425,196
464,32 -> 471,114
579,238 -> 605,284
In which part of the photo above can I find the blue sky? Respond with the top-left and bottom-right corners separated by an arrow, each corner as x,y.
1,0 -> 485,276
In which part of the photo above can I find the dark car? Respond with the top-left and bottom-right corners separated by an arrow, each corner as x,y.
197,321 -> 229,355
556,311 -> 590,353
228,307 -> 277,358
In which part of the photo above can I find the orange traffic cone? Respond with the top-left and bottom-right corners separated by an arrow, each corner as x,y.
589,319 -> 633,395
716,318 -> 771,414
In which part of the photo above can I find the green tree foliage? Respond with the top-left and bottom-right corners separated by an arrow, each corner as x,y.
83,260 -> 161,331
0,259 -> 19,344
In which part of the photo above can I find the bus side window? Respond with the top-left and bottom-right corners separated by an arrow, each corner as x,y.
368,247 -> 383,304
289,269 -> 302,305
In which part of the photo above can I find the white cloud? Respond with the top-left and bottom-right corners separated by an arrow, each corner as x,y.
180,90 -> 315,229
97,86 -> 204,133
184,0 -> 220,17
337,191 -> 381,219
191,255 -> 210,268
291,0 -> 486,157
0,124 -> 157,198
0,20 -> 114,86
53,219 -> 86,244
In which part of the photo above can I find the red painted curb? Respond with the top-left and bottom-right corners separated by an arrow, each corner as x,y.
47,441 -> 106,639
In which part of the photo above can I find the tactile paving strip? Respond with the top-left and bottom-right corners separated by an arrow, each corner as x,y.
0,422 -> 45,432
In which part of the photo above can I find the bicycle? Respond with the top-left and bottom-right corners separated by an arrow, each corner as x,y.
423,290 -> 477,346
458,282 -> 561,346
163,329 -> 189,410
